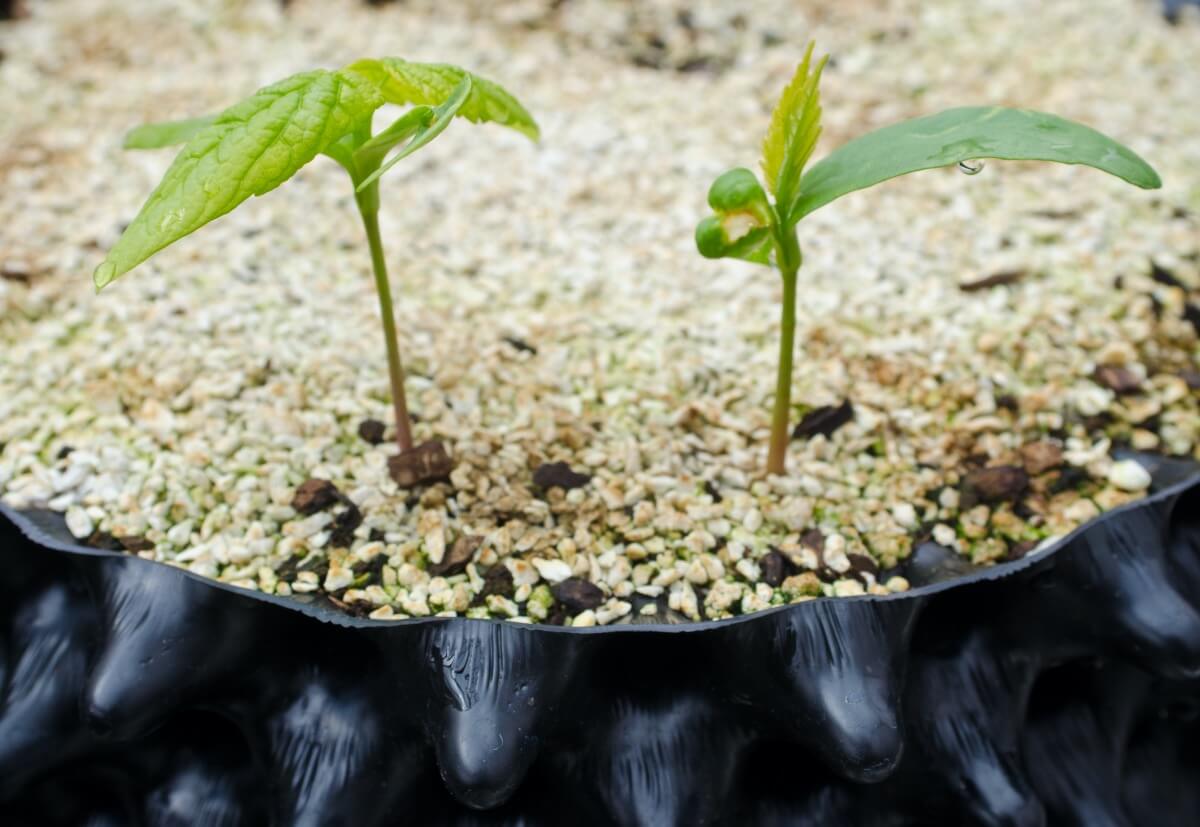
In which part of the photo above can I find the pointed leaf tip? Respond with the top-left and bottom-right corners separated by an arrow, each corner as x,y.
791,106 -> 1163,221
762,41 -> 828,209
98,68 -> 382,284
344,58 -> 539,142
93,261 -> 117,290
122,115 -> 218,150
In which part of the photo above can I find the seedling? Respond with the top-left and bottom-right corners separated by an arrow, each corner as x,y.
97,59 -> 538,484
697,43 -> 1161,476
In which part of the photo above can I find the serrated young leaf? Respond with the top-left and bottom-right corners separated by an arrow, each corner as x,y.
789,106 -> 1162,222
344,58 -> 539,141
356,77 -> 472,192
95,68 -> 383,288
761,43 -> 828,211
123,115 -> 217,150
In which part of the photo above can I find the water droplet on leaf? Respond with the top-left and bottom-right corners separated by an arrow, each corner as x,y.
958,159 -> 985,176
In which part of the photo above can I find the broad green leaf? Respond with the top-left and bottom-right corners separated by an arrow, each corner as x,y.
761,43 -> 828,210
123,115 -> 217,149
356,77 -> 472,191
96,69 -> 383,288
790,106 -> 1162,223
344,58 -> 539,141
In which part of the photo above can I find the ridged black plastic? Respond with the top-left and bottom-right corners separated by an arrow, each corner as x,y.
1,460 -> 1198,826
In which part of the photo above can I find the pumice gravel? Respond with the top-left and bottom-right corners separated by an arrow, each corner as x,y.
0,0 -> 1197,627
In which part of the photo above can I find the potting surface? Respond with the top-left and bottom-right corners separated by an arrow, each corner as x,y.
0,0 -> 1197,625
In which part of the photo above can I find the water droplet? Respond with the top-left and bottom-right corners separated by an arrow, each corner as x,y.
958,159 -> 985,176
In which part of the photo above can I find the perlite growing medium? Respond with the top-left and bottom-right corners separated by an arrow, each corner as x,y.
0,0 -> 1198,628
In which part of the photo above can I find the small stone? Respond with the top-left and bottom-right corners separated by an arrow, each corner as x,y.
532,557 -> 573,583
292,478 -> 340,515
932,523 -> 958,547
735,557 -> 762,582
1093,365 -> 1142,395
962,465 -> 1029,503
428,535 -> 481,577
833,578 -> 866,597
551,577 -> 605,613
595,599 -> 632,625
484,594 -> 519,618
792,400 -> 854,440
357,419 -> 387,445
166,520 -> 194,547
822,534 -> 851,573
743,508 -> 763,532
782,572 -> 822,597
1020,441 -> 1063,475
507,559 -> 539,587
324,563 -> 355,592
1107,459 -> 1151,492
891,503 -> 918,529
65,506 -> 93,539
705,579 -> 744,612
884,576 -> 910,593
571,610 -> 597,628
387,440 -> 453,488
1063,498 -> 1101,522
532,461 -> 592,491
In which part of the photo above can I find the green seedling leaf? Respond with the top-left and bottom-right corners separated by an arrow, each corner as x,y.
352,105 -> 435,173
355,77 -> 472,191
696,43 -> 1162,477
123,115 -> 217,149
345,58 -> 539,141
789,106 -> 1162,222
96,68 -> 383,288
695,168 -> 774,266
707,167 -> 773,224
696,218 -> 773,265
761,42 -> 827,211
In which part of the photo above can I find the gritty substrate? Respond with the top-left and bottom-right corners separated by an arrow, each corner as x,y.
0,0 -> 1198,625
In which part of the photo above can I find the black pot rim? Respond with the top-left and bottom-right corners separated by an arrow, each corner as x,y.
3,470 -> 1197,635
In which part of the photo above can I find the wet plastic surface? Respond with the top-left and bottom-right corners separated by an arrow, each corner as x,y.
0,464 -> 1198,826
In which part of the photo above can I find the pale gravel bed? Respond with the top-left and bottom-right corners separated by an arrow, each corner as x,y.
0,0 -> 1197,624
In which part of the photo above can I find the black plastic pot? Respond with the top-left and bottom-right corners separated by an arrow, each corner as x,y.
1,456 -> 1198,826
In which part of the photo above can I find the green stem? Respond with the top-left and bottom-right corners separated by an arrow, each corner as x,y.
356,184 -> 414,454
767,228 -> 802,476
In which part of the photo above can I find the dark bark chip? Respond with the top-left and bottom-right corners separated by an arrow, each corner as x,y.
292,478 -> 340,515
792,401 -> 855,440
532,461 -> 592,491
551,577 -> 605,613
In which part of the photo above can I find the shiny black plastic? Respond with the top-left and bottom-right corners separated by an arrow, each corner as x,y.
0,465 -> 1197,825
